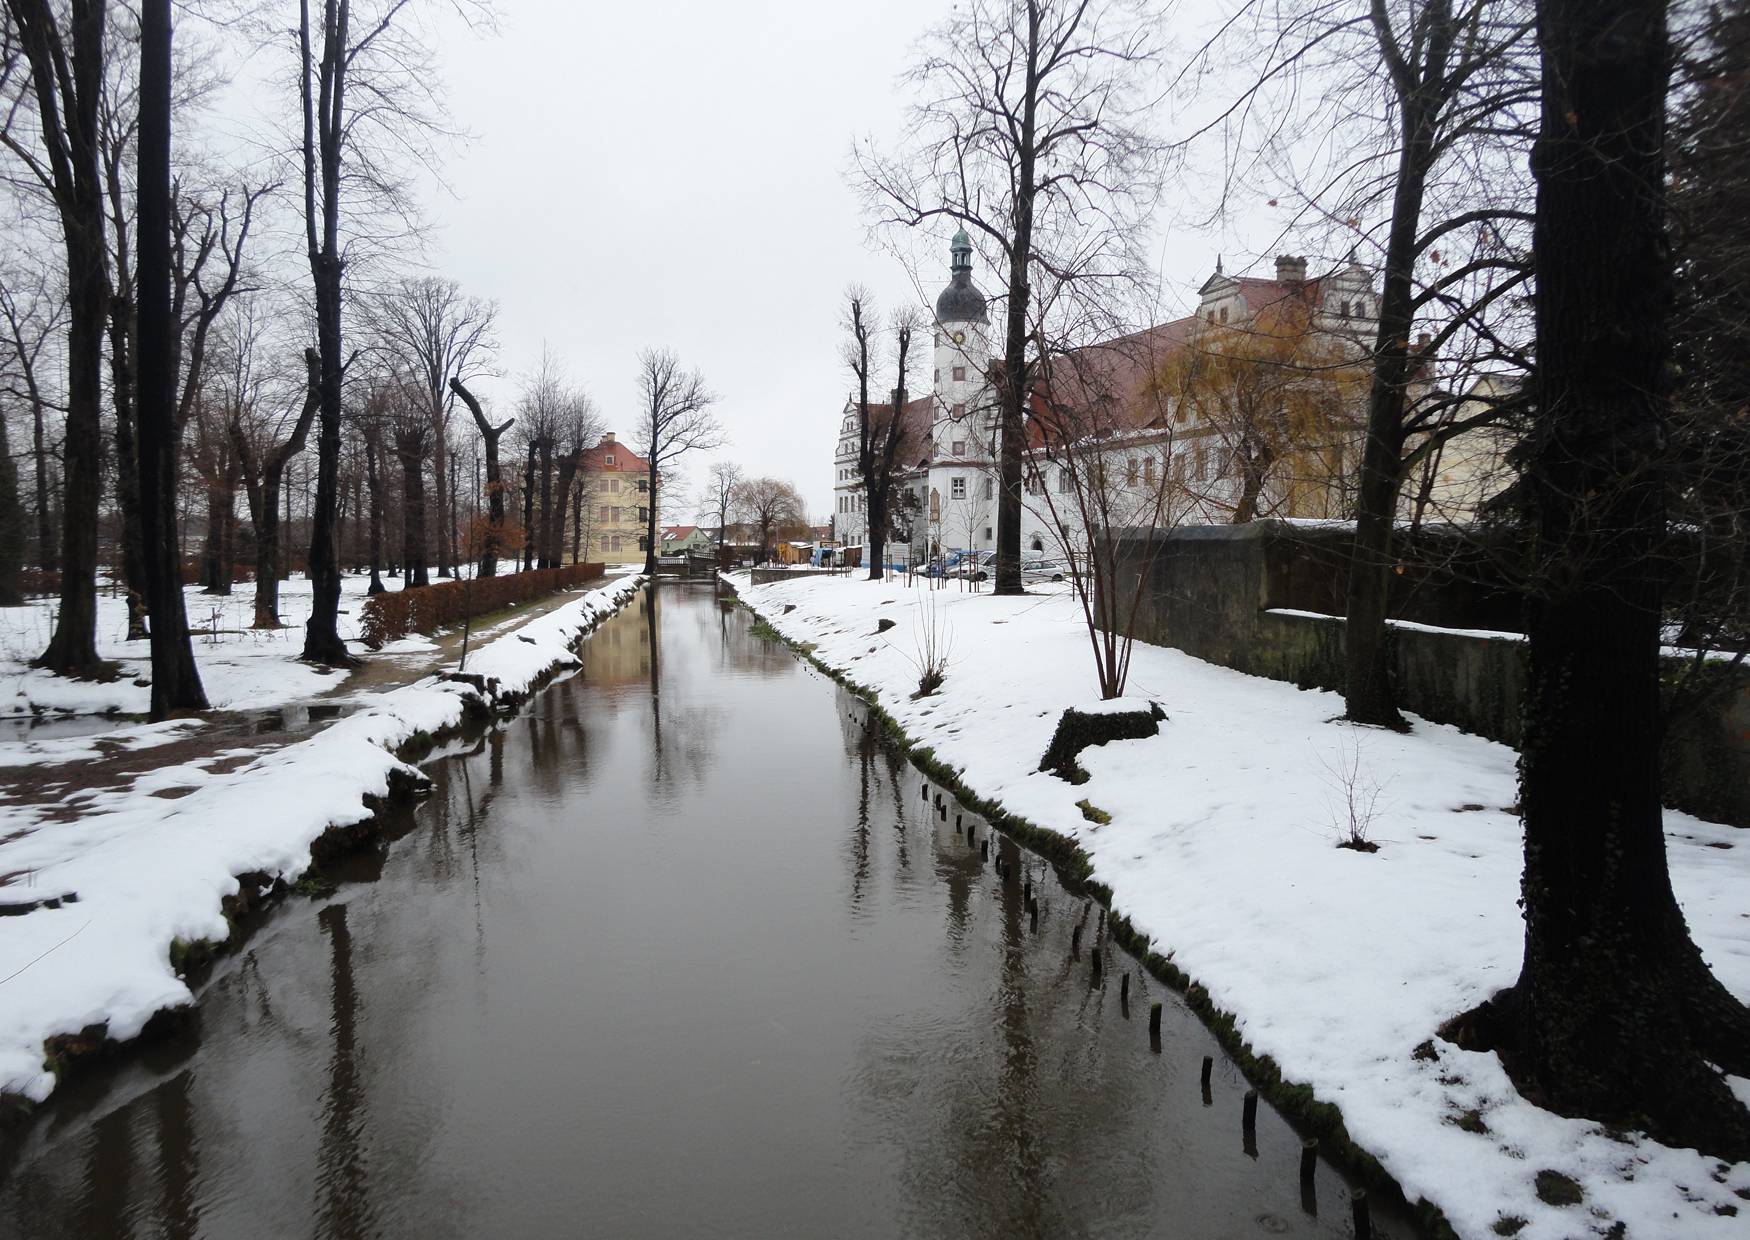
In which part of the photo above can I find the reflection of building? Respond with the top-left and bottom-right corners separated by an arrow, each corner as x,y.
578,433 -> 652,566
578,591 -> 651,684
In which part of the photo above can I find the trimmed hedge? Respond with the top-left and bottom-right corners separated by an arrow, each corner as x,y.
359,562 -> 606,648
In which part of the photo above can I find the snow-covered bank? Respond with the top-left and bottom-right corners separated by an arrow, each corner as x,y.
0,576 -> 645,1108
730,572 -> 1750,1239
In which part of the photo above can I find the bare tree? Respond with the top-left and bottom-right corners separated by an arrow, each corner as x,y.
231,342 -> 320,626
367,275 -> 496,577
293,0 -> 476,664
733,475 -> 808,564
702,459 -> 742,561
449,373 -> 512,577
634,347 -> 721,574
3,0 -> 111,675
843,290 -> 920,581
857,0 -> 1161,595
0,256 -> 64,572
1446,0 -> 1750,1161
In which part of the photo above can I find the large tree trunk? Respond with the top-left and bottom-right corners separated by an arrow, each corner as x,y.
1340,86 -> 1437,730
135,0 -> 207,717
395,430 -> 429,590
363,436 -> 385,594
1446,0 -> 1750,1162
298,0 -> 354,668
866,487 -> 886,581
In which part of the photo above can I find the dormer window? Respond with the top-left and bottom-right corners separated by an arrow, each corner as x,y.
605,454 -> 615,465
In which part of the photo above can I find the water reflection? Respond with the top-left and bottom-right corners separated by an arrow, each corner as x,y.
0,584 -> 1409,1239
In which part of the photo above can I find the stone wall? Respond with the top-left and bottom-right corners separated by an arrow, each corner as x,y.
1108,521 -> 1750,826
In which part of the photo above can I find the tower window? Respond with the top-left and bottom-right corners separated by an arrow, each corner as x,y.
951,477 -> 967,499
952,366 -> 966,382
952,440 -> 966,456
952,403 -> 965,418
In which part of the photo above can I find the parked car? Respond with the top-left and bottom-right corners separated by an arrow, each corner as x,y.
1021,557 -> 1068,583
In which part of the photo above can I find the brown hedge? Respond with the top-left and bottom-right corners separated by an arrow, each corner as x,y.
359,563 -> 606,649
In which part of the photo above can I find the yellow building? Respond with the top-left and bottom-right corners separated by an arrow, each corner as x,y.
578,432 -> 654,566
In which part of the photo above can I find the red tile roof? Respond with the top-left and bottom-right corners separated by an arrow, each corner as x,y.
579,436 -> 650,474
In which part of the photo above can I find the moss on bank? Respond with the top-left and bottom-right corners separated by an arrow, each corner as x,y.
734,580 -> 1456,1240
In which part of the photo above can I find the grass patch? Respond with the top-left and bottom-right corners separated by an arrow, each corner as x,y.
1076,798 -> 1112,825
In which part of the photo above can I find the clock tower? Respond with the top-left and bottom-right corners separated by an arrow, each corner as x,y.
932,227 -> 992,459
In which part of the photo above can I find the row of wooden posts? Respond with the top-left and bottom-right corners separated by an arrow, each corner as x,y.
921,776 -> 1376,1240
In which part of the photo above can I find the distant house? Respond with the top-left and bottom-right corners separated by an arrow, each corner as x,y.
578,432 -> 653,567
661,524 -> 713,556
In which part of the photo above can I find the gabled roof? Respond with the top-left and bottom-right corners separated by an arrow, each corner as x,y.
842,394 -> 936,472
580,436 -> 651,474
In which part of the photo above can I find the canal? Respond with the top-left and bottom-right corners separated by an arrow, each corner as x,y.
0,582 -> 1409,1238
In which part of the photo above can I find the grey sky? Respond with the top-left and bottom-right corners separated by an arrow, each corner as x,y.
406,0 -> 1262,518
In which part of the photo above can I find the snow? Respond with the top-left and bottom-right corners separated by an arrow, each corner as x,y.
0,575 -> 382,719
0,575 -> 645,1107
731,571 -> 1750,1239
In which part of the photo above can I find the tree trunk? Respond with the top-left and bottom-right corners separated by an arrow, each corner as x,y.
431,422 -> 450,577
570,481 -> 582,564
1340,87 -> 1436,730
449,378 -> 510,578
643,462 -> 659,575
536,438 -> 554,569
32,391 -> 55,574
135,0 -> 207,717
521,442 -> 536,572
107,308 -> 150,641
364,435 -> 385,594
395,431 -> 428,590
1446,0 -> 1750,1162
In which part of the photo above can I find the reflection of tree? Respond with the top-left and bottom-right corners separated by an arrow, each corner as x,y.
315,903 -> 374,1240
154,1070 -> 200,1240
638,586 -> 729,793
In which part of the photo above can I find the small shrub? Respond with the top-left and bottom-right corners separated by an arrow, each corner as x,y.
1534,1169 -> 1583,1207
1076,799 -> 1112,825
1321,732 -> 1386,852
358,562 -> 605,648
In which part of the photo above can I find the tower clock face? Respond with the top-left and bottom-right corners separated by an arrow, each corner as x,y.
953,331 -> 966,345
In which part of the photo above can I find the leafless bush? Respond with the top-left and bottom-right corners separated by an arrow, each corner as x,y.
903,590 -> 954,698
1319,733 -> 1386,852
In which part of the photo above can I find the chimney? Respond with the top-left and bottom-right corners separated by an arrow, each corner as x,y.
601,431 -> 616,444
1275,254 -> 1308,285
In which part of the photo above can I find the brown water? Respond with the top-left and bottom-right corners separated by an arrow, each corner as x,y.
0,583 -> 1411,1239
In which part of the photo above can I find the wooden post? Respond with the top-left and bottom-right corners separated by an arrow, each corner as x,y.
1300,1137 -> 1318,1184
1072,924 -> 1083,956
1243,1089 -> 1258,1133
1351,1190 -> 1371,1240
1120,972 -> 1130,1004
1148,1001 -> 1162,1038
1091,950 -> 1103,984
1200,1056 -> 1213,1089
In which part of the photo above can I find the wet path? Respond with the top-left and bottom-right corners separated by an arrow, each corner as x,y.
0,583 -> 1410,1238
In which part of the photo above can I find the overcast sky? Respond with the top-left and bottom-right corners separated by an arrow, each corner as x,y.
374,0 -> 1271,519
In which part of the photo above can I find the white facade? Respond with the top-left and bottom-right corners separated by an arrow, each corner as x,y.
833,244 -> 1387,566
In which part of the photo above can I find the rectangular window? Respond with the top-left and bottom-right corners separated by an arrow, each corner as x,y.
1127,458 -> 1139,486
609,534 -> 620,551
1144,458 -> 1156,485
600,505 -> 610,523
605,454 -> 615,465
951,477 -> 967,500
638,507 -> 649,522
952,366 -> 966,382
1058,469 -> 1071,493
1194,447 -> 1208,481
952,403 -> 965,418
952,440 -> 966,456
1174,454 -> 1187,482
983,527 -> 992,541
934,369 -> 940,383
981,477 -> 993,499
637,478 -> 648,493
